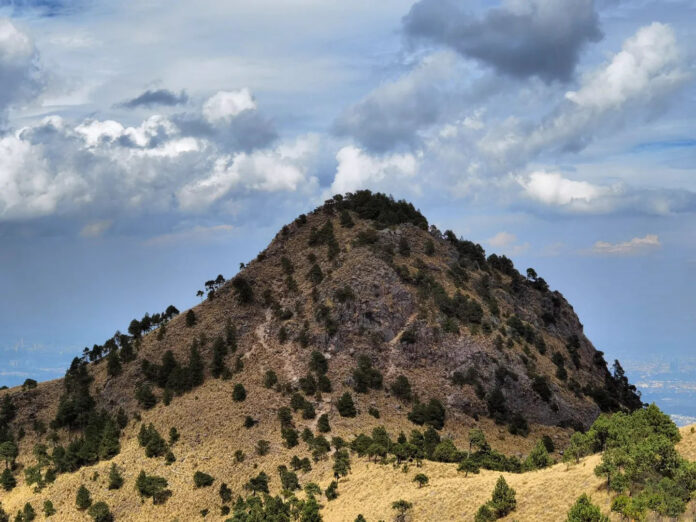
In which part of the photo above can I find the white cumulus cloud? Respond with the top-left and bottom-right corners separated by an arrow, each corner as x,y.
486,231 -> 530,255
487,231 -> 517,248
330,146 -> 418,195
590,234 -> 661,255
0,133 -> 80,220
203,89 -> 257,124
177,135 -> 319,211
0,104 -> 316,222
566,23 -> 684,110
520,171 -> 616,207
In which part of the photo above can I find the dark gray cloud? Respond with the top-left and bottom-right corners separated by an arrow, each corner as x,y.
0,18 -> 44,125
0,0 -> 85,17
403,0 -> 603,82
173,110 -> 277,153
333,52 -> 478,152
118,89 -> 189,109
334,62 -> 445,151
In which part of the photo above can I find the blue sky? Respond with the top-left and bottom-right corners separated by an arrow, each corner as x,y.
0,1 -> 695,413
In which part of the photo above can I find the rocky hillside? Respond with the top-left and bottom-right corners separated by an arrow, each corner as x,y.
0,191 -> 642,520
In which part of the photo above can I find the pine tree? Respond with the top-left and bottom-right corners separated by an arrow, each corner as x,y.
135,470 -> 170,503
489,476 -> 516,517
317,414 -> 331,433
162,388 -> 173,405
458,458 -> 480,477
165,450 -> 176,465
108,464 -> 124,490
128,319 -> 142,338
263,370 -> 278,389
232,276 -> 254,304
302,402 -> 316,420
413,473 -> 429,487
309,351 -> 328,375
244,472 -> 269,495
325,480 -> 338,500
0,442 -> 17,469
188,343 -> 204,388
337,392 -> 356,417
390,375 -> 412,402
119,338 -> 135,363
211,336 -> 228,378
135,384 -> 157,409
116,408 -> 128,429
87,501 -> 112,522
332,449 -> 350,479
193,471 -> 215,488
282,428 -> 299,448
185,310 -> 196,327
300,495 -> 322,522
307,264 -> 323,285
318,374 -> 332,393
98,419 -> 121,460
21,503 -> 35,522
256,440 -> 270,456
144,428 -> 167,458
392,500 -> 412,522
468,428 -> 488,454
0,469 -> 16,491
474,504 -> 495,522
339,209 -> 354,228
524,439 -> 552,470
157,350 -> 179,387
278,466 -> 300,491
425,239 -> 435,255
233,384 -> 247,402
567,494 -> 609,522
219,482 -> 232,503
76,484 -> 92,510
42,501 -> 55,517
106,350 -> 121,377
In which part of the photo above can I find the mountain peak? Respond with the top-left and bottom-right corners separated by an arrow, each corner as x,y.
0,190 -> 641,520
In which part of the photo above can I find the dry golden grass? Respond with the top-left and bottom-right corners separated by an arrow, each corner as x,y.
0,431 -> 674,521
322,455 -> 609,522
321,424 -> 696,522
677,424 -> 696,460
0,368 -> 571,521
3,395 -> 695,522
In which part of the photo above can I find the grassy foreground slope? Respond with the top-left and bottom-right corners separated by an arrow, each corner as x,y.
4,424 -> 696,521
325,422 -> 696,521
0,368 -> 569,521
321,455 -> 606,521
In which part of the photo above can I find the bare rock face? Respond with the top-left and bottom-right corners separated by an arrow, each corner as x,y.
206,193 -> 639,432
